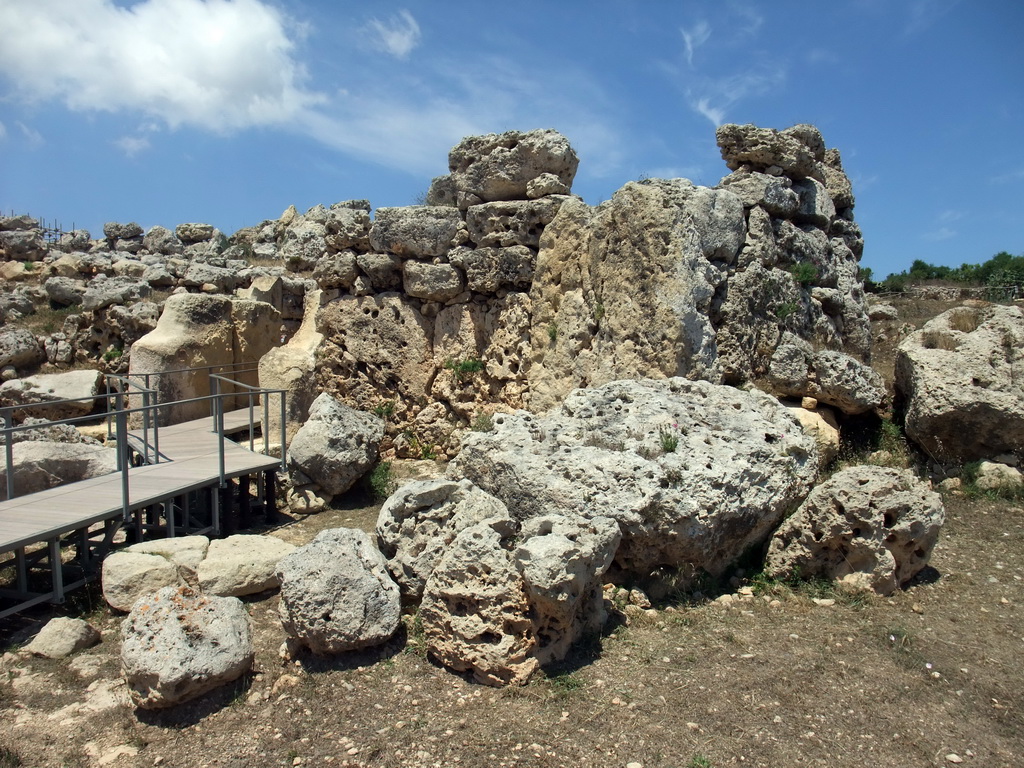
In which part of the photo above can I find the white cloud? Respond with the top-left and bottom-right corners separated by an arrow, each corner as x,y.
0,121 -> 6,140
693,97 -> 726,126
114,135 -> 151,158
364,10 -> 421,60
905,0 -> 960,36
0,0 -> 324,132
923,226 -> 956,242
680,21 -> 711,66
16,121 -> 43,148
938,209 -> 963,224
687,66 -> 787,127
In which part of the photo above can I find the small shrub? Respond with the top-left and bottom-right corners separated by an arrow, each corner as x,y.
547,671 -> 585,696
659,425 -> 680,453
368,461 -> 394,501
372,401 -> 395,420
775,301 -> 799,321
789,262 -> 818,287
103,347 -> 123,362
0,746 -> 22,768
687,756 -> 714,768
445,357 -> 484,383
592,301 -> 605,325
547,322 -> 558,343
471,413 -> 494,432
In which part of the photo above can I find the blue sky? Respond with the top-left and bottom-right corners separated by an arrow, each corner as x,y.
0,0 -> 1021,278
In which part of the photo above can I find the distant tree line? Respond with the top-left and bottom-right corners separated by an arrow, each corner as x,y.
861,251 -> 1024,293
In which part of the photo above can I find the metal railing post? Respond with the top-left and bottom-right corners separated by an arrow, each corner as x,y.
116,392 -> 131,523
279,390 -> 287,472
217,385 -> 226,489
4,411 -> 15,500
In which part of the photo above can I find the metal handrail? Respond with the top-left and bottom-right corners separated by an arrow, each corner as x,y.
2,374 -> 287,508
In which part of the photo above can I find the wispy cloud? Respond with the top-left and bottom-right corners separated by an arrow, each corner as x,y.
937,209 -> 963,224
905,0 -> 961,36
728,1 -> 764,37
991,167 -> 1024,184
680,21 -> 711,66
0,0 -> 324,132
16,121 -> 43,148
0,121 -> 6,141
687,66 -> 787,127
364,10 -> 421,60
114,135 -> 151,158
923,226 -> 956,242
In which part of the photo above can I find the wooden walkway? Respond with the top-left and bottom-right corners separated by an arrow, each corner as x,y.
0,409 -> 281,618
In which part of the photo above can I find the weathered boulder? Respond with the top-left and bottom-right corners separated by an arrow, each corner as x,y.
448,129 -> 579,205
120,586 -> 254,709
324,202 -> 372,251
0,369 -> 103,420
449,245 -> 535,293
355,252 -> 403,291
974,461 -> 1023,490
280,219 -> 327,271
765,343 -> 885,415
376,479 -> 510,601
130,294 -> 279,424
81,275 -> 152,311
196,534 -> 295,597
526,183 -> 743,412
102,552 -> 182,612
402,261 -> 465,302
716,123 -> 825,182
2,441 -> 117,500
174,222 -> 216,244
143,225 -> 184,255
0,229 -> 47,261
312,250 -> 359,290
44,276 -> 86,307
0,327 -> 45,370
420,510 -> 619,686
181,262 -> 238,293
104,222 -> 143,240
466,198 -> 565,249
450,378 -> 818,583
277,528 -> 401,654
785,402 -> 840,469
895,303 -> 1024,463
765,466 -> 944,595
368,206 -> 464,259
24,617 -> 101,658
287,393 -> 384,496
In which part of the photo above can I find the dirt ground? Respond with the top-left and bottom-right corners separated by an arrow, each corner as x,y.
1,297 -> 1022,768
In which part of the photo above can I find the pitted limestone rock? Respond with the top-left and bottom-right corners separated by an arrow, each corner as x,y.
450,378 -> 818,584
765,465 -> 944,595
277,528 -> 401,654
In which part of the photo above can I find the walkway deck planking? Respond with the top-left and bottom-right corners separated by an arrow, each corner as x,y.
0,408 -> 280,591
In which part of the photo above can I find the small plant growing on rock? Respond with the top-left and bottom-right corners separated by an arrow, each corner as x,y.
775,300 -> 799,321
445,357 -> 484,383
547,321 -> 559,343
372,401 -> 395,420
368,461 -> 394,501
103,347 -> 123,362
789,262 -> 818,287
659,424 -> 682,453
471,412 -> 494,432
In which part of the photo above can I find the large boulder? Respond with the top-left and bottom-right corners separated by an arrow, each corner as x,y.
129,294 -> 279,425
465,198 -> 565,249
526,183 -> 743,411
765,466 -> 945,595
277,528 -> 401,654
369,206 -> 464,259
375,479 -> 510,601
895,303 -> 1024,463
81,275 -> 152,311
764,343 -> 885,415
716,123 -> 825,182
0,369 -> 104,420
0,327 -> 45,370
2,441 -> 117,500
420,510 -> 619,686
287,393 -> 384,496
448,129 -> 579,205
449,378 -> 818,584
196,534 -> 295,597
120,586 -> 254,709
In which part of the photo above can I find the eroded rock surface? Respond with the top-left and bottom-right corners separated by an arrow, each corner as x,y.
449,378 -> 818,584
895,303 -> 1024,463
765,465 -> 944,595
